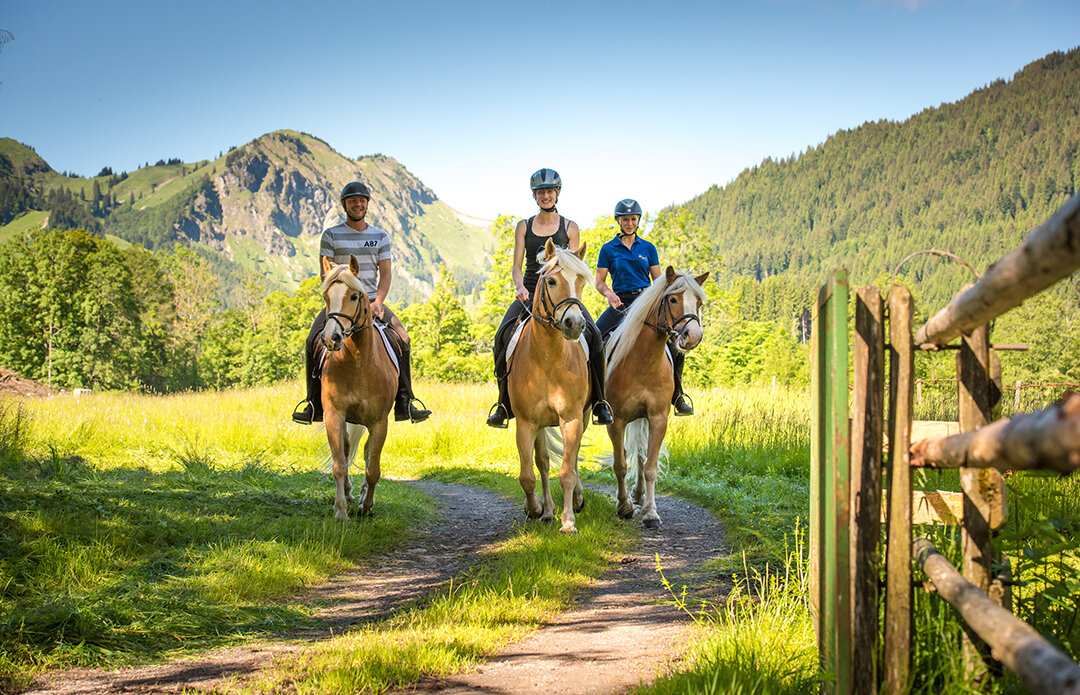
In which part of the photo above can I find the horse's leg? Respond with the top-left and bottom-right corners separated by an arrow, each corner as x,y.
534,433 -> 555,522
516,422 -> 543,519
609,419 -> 633,519
640,413 -> 669,530
359,420 -> 386,516
325,413 -> 350,521
558,416 -> 585,533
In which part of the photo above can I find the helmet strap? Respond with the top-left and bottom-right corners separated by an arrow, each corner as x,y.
539,205 -> 557,213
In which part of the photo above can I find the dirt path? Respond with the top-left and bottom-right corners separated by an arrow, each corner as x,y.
22,481 -> 727,695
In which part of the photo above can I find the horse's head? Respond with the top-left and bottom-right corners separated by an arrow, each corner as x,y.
320,255 -> 372,352
661,266 -> 709,353
535,239 -> 591,341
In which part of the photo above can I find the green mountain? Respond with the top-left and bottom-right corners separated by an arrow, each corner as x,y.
673,47 -> 1080,315
0,130 -> 493,306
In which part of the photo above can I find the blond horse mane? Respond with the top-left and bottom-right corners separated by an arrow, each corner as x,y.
606,272 -> 706,373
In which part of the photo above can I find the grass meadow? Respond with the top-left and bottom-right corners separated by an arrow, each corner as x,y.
1,379 -> 1078,694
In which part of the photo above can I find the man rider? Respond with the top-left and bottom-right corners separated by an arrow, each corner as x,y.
292,181 -> 431,425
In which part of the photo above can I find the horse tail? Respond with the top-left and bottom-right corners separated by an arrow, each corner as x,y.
319,423 -> 369,474
345,423 -> 367,470
624,418 -> 666,481
544,427 -> 563,459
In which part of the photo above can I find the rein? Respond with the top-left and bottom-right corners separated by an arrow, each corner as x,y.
645,290 -> 700,341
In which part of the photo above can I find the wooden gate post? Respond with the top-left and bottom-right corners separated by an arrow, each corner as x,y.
957,324 -> 1008,681
811,269 -> 852,694
884,285 -> 914,695
852,286 -> 884,695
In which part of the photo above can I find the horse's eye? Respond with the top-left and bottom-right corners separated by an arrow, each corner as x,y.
547,278 -> 557,286
669,297 -> 677,303
350,293 -> 359,302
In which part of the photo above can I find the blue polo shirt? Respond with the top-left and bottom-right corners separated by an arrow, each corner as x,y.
596,235 -> 659,293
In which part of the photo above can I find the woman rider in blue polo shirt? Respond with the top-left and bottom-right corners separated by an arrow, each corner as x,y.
595,199 -> 694,416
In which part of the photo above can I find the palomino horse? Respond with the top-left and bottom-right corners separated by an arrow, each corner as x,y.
508,239 -> 593,533
319,255 -> 399,520
605,267 -> 708,529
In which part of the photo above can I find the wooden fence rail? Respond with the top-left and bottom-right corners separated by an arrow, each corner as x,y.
810,192 -> 1080,694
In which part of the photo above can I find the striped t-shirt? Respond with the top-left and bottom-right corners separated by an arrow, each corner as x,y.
319,223 -> 392,299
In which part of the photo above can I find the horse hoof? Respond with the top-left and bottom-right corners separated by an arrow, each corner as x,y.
560,523 -> 578,534
617,507 -> 634,520
642,518 -> 661,530
541,515 -> 555,524
525,505 -> 542,520
574,497 -> 585,514
358,506 -> 374,518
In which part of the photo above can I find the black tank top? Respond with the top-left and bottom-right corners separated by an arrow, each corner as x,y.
522,215 -> 570,297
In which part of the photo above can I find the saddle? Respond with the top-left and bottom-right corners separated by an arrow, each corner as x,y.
312,319 -> 401,378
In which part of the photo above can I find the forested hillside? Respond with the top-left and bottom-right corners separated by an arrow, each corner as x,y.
673,48 -> 1078,308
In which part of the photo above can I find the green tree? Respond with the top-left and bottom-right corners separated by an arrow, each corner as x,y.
402,267 -> 487,382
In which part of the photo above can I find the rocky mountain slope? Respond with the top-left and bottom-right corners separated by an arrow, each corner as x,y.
0,130 -> 493,305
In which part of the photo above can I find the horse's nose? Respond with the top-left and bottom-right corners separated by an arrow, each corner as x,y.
562,314 -> 585,340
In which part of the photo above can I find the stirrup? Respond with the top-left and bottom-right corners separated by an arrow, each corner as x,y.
291,399 -> 316,425
592,399 -> 614,426
673,393 -> 694,417
396,397 -> 431,423
486,403 -> 510,429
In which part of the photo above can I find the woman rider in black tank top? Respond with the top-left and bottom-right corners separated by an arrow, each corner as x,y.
486,168 -> 614,428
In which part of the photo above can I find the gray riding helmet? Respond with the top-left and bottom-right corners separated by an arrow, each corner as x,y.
340,181 -> 372,201
614,199 -> 642,218
530,168 -> 562,191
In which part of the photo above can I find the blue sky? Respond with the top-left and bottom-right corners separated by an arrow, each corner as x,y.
1,0 -> 1078,224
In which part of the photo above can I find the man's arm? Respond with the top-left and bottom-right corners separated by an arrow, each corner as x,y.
371,257 -> 392,319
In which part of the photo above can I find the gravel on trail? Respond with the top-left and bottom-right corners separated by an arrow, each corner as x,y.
22,480 -> 728,695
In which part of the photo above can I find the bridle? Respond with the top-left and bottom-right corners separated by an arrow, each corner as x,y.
533,264 -> 587,330
324,282 -> 372,338
645,289 -> 701,341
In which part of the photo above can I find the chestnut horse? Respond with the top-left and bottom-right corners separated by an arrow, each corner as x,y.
508,240 -> 593,533
319,255 -> 398,520
604,267 -> 708,529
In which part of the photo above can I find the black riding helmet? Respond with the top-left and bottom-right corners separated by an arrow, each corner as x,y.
614,198 -> 642,218
530,168 -> 562,191
340,181 -> 372,202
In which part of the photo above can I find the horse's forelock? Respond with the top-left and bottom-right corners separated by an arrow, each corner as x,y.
539,246 -> 591,284
606,271 -> 706,372
321,264 -> 364,295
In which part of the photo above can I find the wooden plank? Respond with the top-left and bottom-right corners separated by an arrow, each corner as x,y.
824,270 -> 852,695
909,392 -> 1080,476
851,286 -> 884,695
881,489 -> 964,526
914,193 -> 1080,346
883,285 -> 914,695
958,324 -> 1000,682
915,538 -> 1080,695
810,297 -> 823,648
886,421 -> 959,451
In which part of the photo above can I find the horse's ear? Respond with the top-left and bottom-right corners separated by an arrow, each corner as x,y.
694,271 -> 710,286
320,254 -> 334,277
545,238 -> 556,260
575,242 -> 587,260
349,254 -> 360,276
665,266 -> 677,284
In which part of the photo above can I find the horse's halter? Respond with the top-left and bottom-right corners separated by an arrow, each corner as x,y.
646,289 -> 701,343
534,264 -> 587,330
324,282 -> 371,339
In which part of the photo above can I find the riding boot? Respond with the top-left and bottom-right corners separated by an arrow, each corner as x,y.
486,372 -> 513,429
671,349 -> 693,416
486,318 -> 515,428
292,330 -> 324,425
586,323 -> 614,426
393,342 -> 431,423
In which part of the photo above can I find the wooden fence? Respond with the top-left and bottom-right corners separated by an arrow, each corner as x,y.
810,192 -> 1080,694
